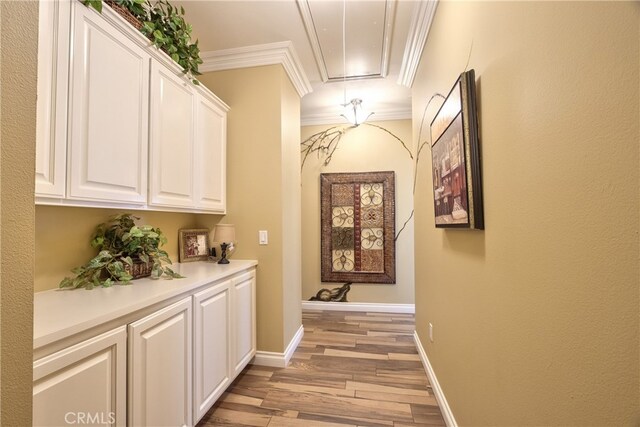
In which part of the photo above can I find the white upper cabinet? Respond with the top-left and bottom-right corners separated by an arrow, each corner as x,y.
195,91 -> 227,212
148,61 -> 196,208
67,1 -> 150,204
35,1 -> 227,213
149,61 -> 229,213
35,0 -> 71,198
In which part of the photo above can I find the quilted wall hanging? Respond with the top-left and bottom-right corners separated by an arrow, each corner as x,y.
320,171 -> 396,284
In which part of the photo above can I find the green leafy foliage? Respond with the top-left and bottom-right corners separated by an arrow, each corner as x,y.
84,0 -> 146,18
117,0 -> 146,17
82,0 -> 103,13
82,0 -> 203,85
60,214 -> 184,290
140,0 -> 203,84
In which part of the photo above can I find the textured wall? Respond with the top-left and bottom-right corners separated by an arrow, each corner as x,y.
301,120 -> 415,304
412,2 -> 639,425
1,1 -> 38,423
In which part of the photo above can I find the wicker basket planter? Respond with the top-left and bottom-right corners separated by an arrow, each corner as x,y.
124,259 -> 153,279
106,1 -> 142,30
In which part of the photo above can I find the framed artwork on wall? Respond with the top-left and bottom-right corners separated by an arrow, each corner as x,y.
430,69 -> 484,229
320,171 -> 396,284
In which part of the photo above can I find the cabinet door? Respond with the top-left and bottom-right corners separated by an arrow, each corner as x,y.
194,93 -> 227,212
232,271 -> 257,377
35,0 -> 71,198
129,297 -> 192,427
33,326 -> 127,427
148,60 -> 196,208
193,280 -> 231,422
68,2 -> 149,203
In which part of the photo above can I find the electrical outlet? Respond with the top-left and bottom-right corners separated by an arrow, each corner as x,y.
429,323 -> 434,342
259,230 -> 268,245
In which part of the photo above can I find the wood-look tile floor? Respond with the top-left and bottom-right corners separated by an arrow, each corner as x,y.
197,310 -> 446,427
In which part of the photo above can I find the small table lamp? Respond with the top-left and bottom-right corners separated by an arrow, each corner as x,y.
213,224 -> 235,264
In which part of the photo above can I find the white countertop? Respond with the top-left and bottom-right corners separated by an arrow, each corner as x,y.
34,260 -> 258,349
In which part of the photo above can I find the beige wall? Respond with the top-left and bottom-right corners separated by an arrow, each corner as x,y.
198,65 -> 301,353
301,120 -> 415,303
1,1 -> 37,423
35,206 -> 205,292
412,2 -> 639,425
280,72 -> 302,344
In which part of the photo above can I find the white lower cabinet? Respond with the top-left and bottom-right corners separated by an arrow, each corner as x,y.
128,297 -> 193,427
193,280 -> 232,422
33,265 -> 257,427
33,326 -> 127,427
232,271 -> 257,377
192,271 -> 257,423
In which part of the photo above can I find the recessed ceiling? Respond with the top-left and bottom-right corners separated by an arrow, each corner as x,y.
298,0 -> 394,81
174,0 -> 436,125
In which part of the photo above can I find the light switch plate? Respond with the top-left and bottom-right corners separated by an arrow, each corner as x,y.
259,230 -> 268,245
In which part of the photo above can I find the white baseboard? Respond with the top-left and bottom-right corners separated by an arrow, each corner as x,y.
302,301 -> 415,314
251,324 -> 304,368
413,331 -> 457,427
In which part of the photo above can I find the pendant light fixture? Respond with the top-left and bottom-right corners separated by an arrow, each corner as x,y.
342,98 -> 373,126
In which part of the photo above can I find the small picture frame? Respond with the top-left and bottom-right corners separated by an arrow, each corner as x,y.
178,229 -> 210,262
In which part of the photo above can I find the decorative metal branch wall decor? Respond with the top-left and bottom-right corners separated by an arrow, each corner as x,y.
321,172 -> 396,284
430,69 -> 484,229
301,126 -> 350,171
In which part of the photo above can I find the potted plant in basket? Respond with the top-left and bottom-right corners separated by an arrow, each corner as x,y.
60,214 -> 183,290
82,0 -> 203,84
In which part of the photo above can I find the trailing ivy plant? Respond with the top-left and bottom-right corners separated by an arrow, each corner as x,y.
141,0 -> 202,84
60,214 -> 183,290
82,0 -> 203,84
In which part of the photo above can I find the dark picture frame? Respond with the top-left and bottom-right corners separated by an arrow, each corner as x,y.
178,229 -> 210,262
320,171 -> 396,284
430,69 -> 484,229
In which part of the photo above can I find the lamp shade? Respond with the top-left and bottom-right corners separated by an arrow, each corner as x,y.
213,224 -> 236,244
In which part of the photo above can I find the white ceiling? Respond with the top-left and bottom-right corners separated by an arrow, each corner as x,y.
174,0 -> 434,125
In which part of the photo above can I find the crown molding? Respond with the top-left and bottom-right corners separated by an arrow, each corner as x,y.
397,0 -> 438,88
200,41 -> 313,98
301,106 -> 412,127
